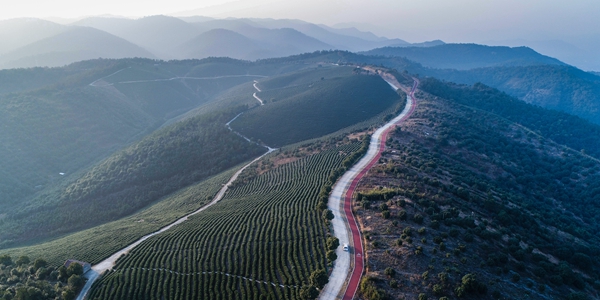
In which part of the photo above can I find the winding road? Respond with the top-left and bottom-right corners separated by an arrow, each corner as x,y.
320,74 -> 418,300
77,77 -> 274,300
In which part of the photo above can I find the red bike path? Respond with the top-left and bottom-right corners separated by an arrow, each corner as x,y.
342,80 -> 418,300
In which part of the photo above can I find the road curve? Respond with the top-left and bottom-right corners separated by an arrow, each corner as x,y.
76,82 -> 275,300
320,76 -> 418,300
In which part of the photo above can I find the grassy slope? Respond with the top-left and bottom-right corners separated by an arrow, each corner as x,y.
354,84 -> 600,300
231,67 -> 401,147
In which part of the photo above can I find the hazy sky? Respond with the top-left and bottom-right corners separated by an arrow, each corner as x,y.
2,0 -> 598,42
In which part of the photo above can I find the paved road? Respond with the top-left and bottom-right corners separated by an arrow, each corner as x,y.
320,75 -> 418,300
253,80 -> 264,105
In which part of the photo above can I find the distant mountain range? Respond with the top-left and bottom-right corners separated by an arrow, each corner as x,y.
362,43 -> 564,69
0,15 -> 440,69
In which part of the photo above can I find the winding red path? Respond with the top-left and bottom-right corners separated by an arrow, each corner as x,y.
342,79 -> 418,300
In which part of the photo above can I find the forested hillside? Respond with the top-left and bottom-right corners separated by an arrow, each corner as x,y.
419,78 -> 600,159
0,57 -> 307,218
0,57 -> 320,248
363,44 -> 563,70
1,107 -> 265,248
423,65 -> 600,124
354,80 -> 600,299
280,50 -> 600,125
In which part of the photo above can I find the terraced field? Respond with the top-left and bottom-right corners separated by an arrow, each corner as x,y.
88,142 -> 361,299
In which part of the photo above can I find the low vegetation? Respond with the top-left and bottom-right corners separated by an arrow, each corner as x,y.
355,82 -> 600,299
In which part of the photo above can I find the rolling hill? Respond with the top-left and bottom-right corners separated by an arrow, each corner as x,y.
363,43 -> 564,69
0,18 -> 66,54
0,57 -> 300,241
230,67 -> 402,147
74,15 -> 200,59
423,64 -> 600,125
1,47 -> 600,300
175,29 -> 266,60
0,27 -> 156,69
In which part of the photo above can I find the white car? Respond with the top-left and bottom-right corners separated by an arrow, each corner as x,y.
343,243 -> 349,251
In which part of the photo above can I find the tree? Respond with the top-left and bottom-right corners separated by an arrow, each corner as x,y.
327,250 -> 337,262
67,263 -> 83,277
15,256 -> 30,266
0,255 -> 12,266
299,285 -> 319,299
15,287 -> 42,300
384,267 -> 396,277
456,273 -> 487,297
323,209 -> 334,221
433,284 -> 444,296
382,211 -> 391,219
309,269 -> 329,289
68,274 -> 84,291
33,258 -> 47,271
62,289 -> 76,300
57,265 -> 68,282
414,213 -> 424,224
326,237 -> 340,250
398,210 -> 407,220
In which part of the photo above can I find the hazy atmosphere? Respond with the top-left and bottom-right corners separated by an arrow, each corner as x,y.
3,0 -> 600,70
2,1 -> 600,300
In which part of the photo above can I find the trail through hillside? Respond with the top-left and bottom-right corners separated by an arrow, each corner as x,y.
90,72 -> 267,87
77,77 -> 275,300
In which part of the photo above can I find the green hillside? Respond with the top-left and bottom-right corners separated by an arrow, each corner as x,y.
274,50 -> 600,125
0,57 -> 300,213
424,65 -> 600,124
88,140 -> 362,300
363,44 -> 564,70
0,107 -> 265,248
230,67 -> 401,147
419,78 -> 600,159
0,27 -> 156,69
354,81 -> 600,299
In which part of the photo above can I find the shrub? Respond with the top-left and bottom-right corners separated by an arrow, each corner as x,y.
414,214 -> 424,224
398,210 -> 407,220
382,211 -> 391,219
327,250 -> 337,262
433,284 -> 444,296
